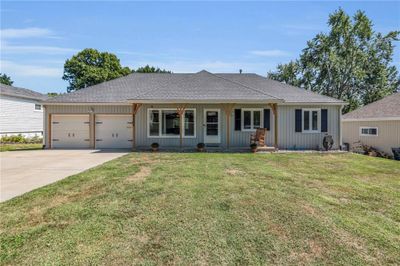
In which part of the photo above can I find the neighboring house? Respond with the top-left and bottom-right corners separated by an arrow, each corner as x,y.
43,70 -> 345,150
342,93 -> 400,156
0,84 -> 47,137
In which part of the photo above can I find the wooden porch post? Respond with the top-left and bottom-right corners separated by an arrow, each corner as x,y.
222,103 -> 235,149
131,103 -> 142,151
270,103 -> 278,150
176,104 -> 187,150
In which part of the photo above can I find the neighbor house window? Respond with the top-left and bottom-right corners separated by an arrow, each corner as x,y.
148,108 -> 196,138
35,104 -> 42,111
303,109 -> 320,133
360,127 -> 378,136
241,109 -> 263,131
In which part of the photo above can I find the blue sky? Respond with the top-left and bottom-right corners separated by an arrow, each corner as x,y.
1,1 -> 399,93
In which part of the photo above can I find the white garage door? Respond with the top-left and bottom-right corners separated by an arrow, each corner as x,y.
95,115 -> 133,149
51,115 -> 90,148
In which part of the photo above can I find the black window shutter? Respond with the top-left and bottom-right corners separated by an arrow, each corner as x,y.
234,109 -> 241,131
321,109 -> 328,132
295,109 -> 302,132
264,109 -> 271,130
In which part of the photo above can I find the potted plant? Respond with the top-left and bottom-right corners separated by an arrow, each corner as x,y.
151,142 -> 159,152
197,143 -> 205,152
250,143 -> 257,153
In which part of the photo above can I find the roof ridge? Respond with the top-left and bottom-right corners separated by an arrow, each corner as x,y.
212,73 -> 283,101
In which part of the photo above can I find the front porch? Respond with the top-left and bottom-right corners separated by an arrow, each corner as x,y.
130,102 -> 279,151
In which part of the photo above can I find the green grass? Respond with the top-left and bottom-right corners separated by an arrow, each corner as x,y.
0,143 -> 42,152
0,153 -> 399,265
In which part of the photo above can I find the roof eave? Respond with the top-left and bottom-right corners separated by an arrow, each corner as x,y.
127,99 -> 284,104
1,92 -> 46,101
279,101 -> 346,106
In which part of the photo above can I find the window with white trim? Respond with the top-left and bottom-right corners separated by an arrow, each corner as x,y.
360,127 -> 378,136
148,108 -> 196,138
34,104 -> 42,111
241,109 -> 263,131
303,109 -> 320,133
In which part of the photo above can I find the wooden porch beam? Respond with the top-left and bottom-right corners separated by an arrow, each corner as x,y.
176,104 -> 188,150
131,103 -> 142,151
222,103 -> 235,149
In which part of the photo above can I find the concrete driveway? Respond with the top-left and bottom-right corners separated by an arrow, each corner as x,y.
0,149 -> 128,202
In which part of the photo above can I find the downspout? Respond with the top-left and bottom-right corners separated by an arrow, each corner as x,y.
339,105 -> 343,150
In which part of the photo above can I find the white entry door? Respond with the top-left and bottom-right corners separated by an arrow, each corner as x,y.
95,115 -> 133,149
51,115 -> 90,148
203,109 -> 221,144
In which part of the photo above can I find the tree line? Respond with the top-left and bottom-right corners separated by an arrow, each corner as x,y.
1,9 -> 398,113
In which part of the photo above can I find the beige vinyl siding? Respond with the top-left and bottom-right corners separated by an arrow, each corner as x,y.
342,120 -> 400,155
44,104 -> 341,150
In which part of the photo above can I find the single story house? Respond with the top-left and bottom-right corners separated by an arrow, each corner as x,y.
43,70 -> 345,150
0,84 -> 47,137
342,92 -> 400,156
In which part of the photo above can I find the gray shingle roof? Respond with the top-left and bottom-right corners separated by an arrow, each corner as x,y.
45,70 -> 344,104
0,84 -> 47,101
343,93 -> 400,120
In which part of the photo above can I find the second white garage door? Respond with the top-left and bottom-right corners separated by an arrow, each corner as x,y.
95,115 -> 133,149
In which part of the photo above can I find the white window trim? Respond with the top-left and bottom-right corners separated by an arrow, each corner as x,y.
241,108 -> 264,132
34,104 -> 43,112
302,108 -> 321,133
359,127 -> 378,137
147,108 -> 196,138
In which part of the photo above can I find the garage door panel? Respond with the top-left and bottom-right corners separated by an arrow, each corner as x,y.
51,115 -> 90,149
95,115 -> 132,149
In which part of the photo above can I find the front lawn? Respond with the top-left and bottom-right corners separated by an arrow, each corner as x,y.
0,153 -> 399,265
0,143 -> 42,152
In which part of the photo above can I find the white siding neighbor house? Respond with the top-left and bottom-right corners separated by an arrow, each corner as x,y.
0,84 -> 47,137
43,70 -> 345,150
343,93 -> 400,156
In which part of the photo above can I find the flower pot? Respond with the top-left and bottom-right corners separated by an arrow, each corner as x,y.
197,147 -> 204,152
251,147 -> 257,153
151,147 -> 158,152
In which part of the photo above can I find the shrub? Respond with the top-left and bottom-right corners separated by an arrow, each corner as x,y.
0,134 -> 43,144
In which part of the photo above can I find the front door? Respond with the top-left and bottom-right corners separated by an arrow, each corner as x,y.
204,109 -> 220,144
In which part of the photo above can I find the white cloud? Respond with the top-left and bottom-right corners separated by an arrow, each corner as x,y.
0,60 -> 62,77
0,27 -> 53,39
249,50 -> 291,57
1,41 -> 78,54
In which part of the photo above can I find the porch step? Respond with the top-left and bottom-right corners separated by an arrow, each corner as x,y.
256,146 -> 276,152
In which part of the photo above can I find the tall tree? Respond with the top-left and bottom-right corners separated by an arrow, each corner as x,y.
0,73 -> 13,86
268,9 -> 399,113
63,48 -> 132,92
134,65 -> 171,73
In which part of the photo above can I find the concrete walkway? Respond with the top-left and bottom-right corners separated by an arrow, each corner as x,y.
0,149 -> 128,202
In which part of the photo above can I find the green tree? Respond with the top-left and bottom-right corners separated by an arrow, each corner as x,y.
47,92 -> 59,97
63,48 -> 132,92
0,73 -> 13,86
134,65 -> 171,73
268,9 -> 399,113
